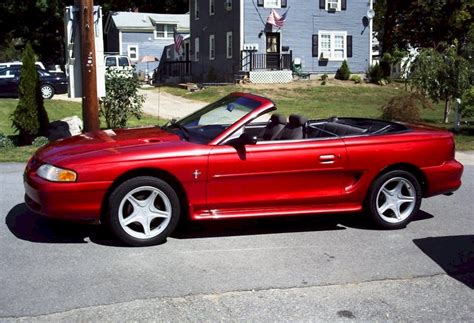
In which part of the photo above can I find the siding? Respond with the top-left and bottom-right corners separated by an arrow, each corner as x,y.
243,0 -> 371,73
121,31 -> 173,72
190,0 -> 241,82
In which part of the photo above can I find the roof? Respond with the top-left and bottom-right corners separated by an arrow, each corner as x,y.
105,12 -> 189,33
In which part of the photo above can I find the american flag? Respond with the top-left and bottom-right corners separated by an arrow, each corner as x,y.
174,28 -> 184,53
266,9 -> 288,28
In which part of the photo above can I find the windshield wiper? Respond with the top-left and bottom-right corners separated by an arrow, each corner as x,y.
167,121 -> 190,140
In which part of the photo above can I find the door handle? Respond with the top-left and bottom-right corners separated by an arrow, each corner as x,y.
319,154 -> 336,164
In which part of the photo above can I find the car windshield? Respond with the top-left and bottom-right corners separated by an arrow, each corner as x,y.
167,95 -> 262,144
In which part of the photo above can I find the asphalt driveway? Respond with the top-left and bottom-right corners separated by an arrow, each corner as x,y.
0,157 -> 473,321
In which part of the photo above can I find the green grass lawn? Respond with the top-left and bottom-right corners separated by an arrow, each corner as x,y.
1,82 -> 473,162
0,99 -> 163,162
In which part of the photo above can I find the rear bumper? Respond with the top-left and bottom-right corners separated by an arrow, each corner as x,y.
24,173 -> 111,222
422,160 -> 464,197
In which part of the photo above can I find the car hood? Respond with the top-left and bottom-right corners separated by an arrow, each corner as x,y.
35,127 -> 182,165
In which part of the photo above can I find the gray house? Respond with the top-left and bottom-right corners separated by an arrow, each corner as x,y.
190,0 -> 374,83
104,11 -> 190,73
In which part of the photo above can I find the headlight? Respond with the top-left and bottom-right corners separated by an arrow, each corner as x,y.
37,164 -> 77,182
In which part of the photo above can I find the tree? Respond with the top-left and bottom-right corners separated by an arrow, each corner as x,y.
10,43 -> 49,145
101,69 -> 145,128
409,45 -> 471,123
335,60 -> 351,80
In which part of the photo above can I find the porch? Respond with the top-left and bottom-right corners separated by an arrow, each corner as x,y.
240,51 -> 293,72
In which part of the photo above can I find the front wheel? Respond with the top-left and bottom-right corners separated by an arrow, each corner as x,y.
366,170 -> 422,229
40,84 -> 55,99
107,176 -> 181,246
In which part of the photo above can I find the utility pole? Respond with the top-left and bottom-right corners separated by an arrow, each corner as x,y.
77,0 -> 99,132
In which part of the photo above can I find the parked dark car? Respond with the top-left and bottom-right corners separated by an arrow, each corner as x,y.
0,66 -> 68,99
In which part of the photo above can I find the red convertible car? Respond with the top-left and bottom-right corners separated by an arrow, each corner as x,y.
24,93 -> 463,246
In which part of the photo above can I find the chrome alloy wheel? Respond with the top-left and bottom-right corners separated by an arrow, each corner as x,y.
118,186 -> 172,240
375,177 -> 416,224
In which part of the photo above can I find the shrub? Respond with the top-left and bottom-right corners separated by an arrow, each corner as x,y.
350,75 -> 361,84
335,60 -> 351,80
10,43 -> 49,145
320,74 -> 328,86
32,136 -> 49,147
0,134 -> 15,148
100,69 -> 145,128
367,63 -> 384,84
380,92 -> 432,122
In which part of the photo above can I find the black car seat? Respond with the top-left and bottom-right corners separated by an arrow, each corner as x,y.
277,114 -> 308,140
261,113 -> 287,140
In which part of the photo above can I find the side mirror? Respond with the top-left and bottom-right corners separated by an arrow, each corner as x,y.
228,133 -> 257,147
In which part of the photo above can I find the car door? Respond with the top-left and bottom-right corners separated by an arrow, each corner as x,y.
206,138 -> 347,213
0,68 -> 19,96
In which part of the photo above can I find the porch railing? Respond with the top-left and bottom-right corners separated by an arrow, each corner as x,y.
240,51 -> 292,72
155,60 -> 192,83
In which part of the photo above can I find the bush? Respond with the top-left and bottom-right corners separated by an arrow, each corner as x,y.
367,63 -> 384,84
101,69 -> 145,129
380,92 -> 432,122
350,75 -> 361,84
10,43 -> 49,145
32,136 -> 49,147
335,60 -> 351,80
320,74 -> 328,86
0,134 -> 15,148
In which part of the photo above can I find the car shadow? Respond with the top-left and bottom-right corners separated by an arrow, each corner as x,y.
413,235 -> 474,289
6,203 -> 435,246
5,203 -> 128,247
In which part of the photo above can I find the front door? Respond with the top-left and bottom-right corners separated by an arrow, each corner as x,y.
206,139 -> 347,215
266,32 -> 280,69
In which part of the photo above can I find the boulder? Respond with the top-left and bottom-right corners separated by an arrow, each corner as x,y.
48,116 -> 83,141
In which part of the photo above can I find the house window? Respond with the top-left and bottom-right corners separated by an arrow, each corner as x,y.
209,35 -> 215,60
195,0 -> 200,19
127,45 -> 139,61
258,0 -> 287,7
225,0 -> 232,11
209,0 -> 215,15
154,24 -> 176,39
321,0 -> 346,11
226,32 -> 233,59
318,31 -> 347,60
195,37 -> 200,61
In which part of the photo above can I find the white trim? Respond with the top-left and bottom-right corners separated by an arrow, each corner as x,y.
369,0 -> 373,67
318,30 -> 347,61
154,24 -> 176,39
127,44 -> 139,62
226,31 -> 233,59
209,34 -> 215,60
240,0 -> 244,51
119,31 -> 123,55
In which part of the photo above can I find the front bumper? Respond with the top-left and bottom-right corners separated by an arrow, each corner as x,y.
422,159 -> 464,197
24,172 -> 112,222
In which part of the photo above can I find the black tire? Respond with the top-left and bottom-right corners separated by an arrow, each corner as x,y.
40,84 -> 55,99
107,176 -> 181,246
366,170 -> 422,229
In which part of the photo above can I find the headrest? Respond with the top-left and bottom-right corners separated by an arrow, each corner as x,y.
288,114 -> 307,127
270,113 -> 286,125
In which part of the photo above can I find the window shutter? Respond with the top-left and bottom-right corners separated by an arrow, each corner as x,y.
312,34 -> 318,57
281,0 -> 287,8
319,0 -> 325,9
341,0 -> 347,10
347,35 -> 353,58
257,0 -> 264,7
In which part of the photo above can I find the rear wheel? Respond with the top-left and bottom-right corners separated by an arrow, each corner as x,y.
107,176 -> 181,246
366,170 -> 421,229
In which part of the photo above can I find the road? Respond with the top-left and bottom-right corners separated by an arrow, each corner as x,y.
0,157 -> 473,321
